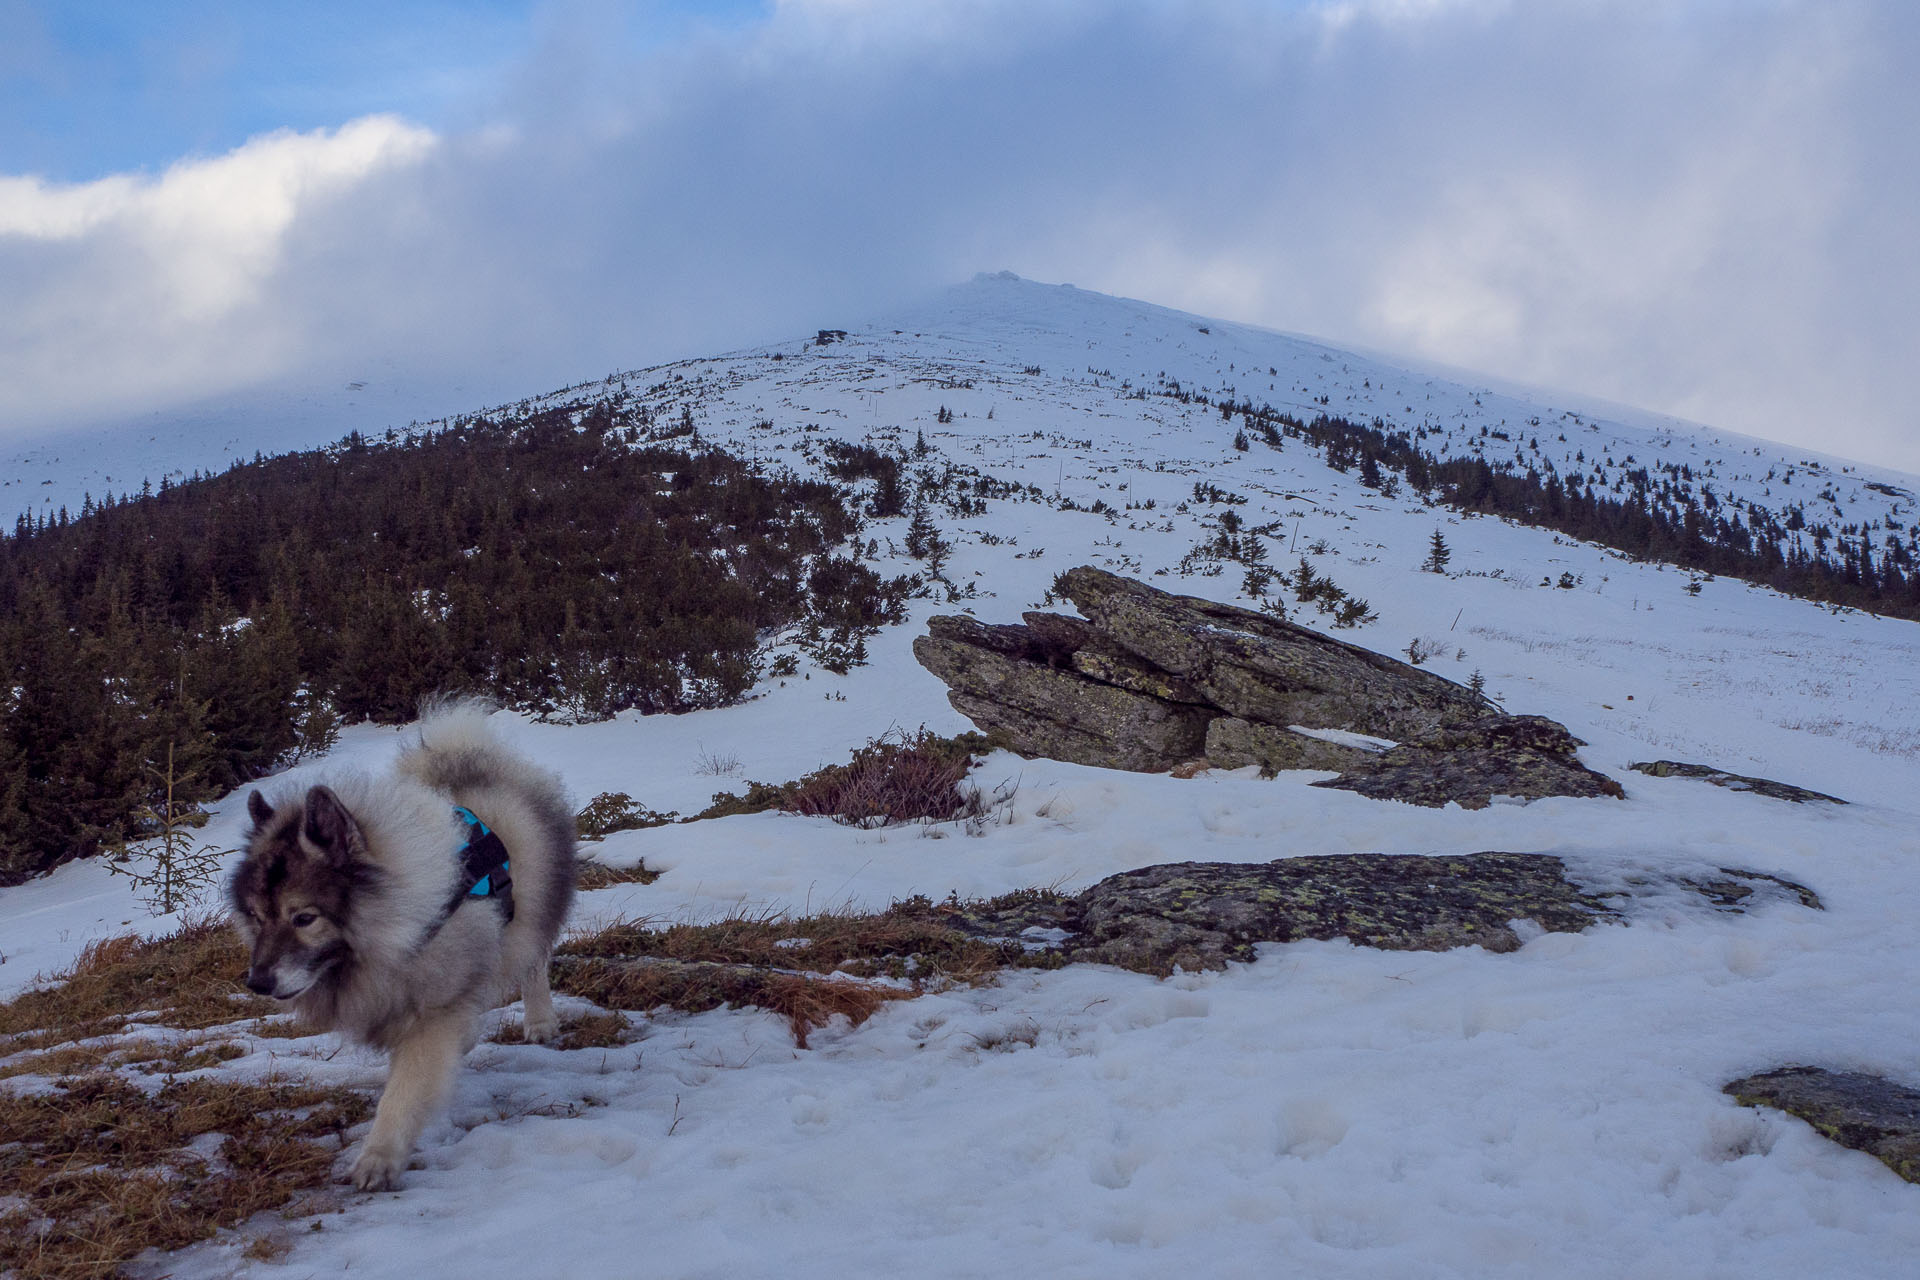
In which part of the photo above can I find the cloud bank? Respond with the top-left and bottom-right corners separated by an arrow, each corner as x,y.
3,0 -> 1916,470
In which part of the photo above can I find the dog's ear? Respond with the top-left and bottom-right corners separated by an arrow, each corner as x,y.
247,790 -> 275,830
302,785 -> 365,863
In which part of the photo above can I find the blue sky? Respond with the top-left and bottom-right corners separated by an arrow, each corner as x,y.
2,1 -> 768,178
3,0 -> 1917,472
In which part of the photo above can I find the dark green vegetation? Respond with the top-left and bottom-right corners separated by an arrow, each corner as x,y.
0,408 -> 909,882
1221,400 -> 1920,620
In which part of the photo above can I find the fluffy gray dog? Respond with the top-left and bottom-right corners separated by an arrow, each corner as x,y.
230,702 -> 576,1190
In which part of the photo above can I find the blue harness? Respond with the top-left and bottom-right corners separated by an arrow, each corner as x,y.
447,806 -> 514,922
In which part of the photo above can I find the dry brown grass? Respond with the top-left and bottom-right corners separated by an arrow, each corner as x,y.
553,893 -> 1064,1046
487,1008 -> 635,1050
576,858 -> 661,890
0,1035 -> 248,1082
561,904 -> 1022,984
0,1073 -> 368,1280
552,956 -> 905,1049
0,917 -> 271,1053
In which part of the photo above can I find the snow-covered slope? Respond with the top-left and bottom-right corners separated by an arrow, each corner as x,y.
6,274 -> 1920,1278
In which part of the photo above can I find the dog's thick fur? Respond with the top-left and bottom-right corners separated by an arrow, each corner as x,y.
229,702 -> 576,1191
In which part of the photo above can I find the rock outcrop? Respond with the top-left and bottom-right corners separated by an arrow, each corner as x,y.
1320,716 -> 1625,808
1724,1067 -> 1920,1183
914,567 -> 1623,808
1628,760 -> 1846,805
924,855 -> 1820,977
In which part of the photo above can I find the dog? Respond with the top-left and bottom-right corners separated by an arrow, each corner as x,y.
229,701 -> 576,1191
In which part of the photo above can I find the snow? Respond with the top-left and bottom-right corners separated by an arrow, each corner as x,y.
9,275 -> 1920,1277
1288,725 -> 1397,752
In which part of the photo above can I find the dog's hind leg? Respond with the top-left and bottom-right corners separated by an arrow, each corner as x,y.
519,959 -> 559,1044
350,1013 -> 471,1192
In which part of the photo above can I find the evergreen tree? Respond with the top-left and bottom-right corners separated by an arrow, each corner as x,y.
905,503 -> 939,560
1422,529 -> 1452,574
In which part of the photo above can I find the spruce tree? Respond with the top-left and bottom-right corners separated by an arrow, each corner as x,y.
1422,529 -> 1452,574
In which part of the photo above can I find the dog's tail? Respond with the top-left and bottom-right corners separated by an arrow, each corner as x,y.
398,698 -> 578,951
399,697 -> 509,794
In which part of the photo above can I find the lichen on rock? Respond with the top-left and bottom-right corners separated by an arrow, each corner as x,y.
1724,1067 -> 1920,1183
1628,760 -> 1846,805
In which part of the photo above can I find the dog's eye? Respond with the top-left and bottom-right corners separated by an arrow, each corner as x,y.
290,910 -> 320,928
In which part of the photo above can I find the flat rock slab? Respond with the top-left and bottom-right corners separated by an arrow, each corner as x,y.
1725,1067 -> 1920,1183
932,854 -> 1820,977
1067,854 -> 1609,973
1629,760 -> 1846,805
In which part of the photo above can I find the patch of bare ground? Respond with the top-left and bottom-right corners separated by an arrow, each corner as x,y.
0,1073 -> 368,1280
487,1009 -> 635,1050
0,917 -> 273,1054
554,890 -> 1066,1046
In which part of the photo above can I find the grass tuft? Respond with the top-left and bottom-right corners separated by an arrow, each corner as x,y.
693,728 -> 993,826
577,858 -> 662,890
575,792 -> 678,841
487,1009 -> 635,1050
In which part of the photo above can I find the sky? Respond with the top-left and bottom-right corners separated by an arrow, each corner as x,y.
2,0 -> 1917,473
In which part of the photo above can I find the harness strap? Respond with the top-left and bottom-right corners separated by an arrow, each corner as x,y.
445,805 -> 514,923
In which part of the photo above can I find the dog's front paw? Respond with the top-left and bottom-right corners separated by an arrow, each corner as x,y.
348,1146 -> 408,1192
521,1010 -> 561,1044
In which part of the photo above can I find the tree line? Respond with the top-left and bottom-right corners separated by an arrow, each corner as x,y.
1222,400 -> 1920,620
0,406 -> 908,882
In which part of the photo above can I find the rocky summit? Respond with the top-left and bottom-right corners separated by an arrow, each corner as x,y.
914,566 -> 1625,809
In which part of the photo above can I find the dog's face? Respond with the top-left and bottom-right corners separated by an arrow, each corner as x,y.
230,786 -> 367,1000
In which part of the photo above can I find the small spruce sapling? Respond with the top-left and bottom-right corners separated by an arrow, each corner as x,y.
1422,529 -> 1452,574
107,742 -> 226,916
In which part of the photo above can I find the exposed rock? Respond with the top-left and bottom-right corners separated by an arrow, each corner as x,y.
913,567 -> 1623,808
1724,1067 -> 1920,1183
1055,566 -> 1487,740
913,616 -> 1211,771
922,854 -> 1822,977
1629,760 -> 1846,805
1315,715 -> 1627,810
1667,868 -> 1824,912
1066,854 -> 1611,973
1204,717 -> 1373,772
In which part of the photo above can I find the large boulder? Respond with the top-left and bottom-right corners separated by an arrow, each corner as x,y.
913,567 -> 1622,808
1055,566 -> 1487,740
913,615 -> 1211,771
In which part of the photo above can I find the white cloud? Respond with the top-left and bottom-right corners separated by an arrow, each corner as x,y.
3,0 -> 1916,471
0,116 -> 434,424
